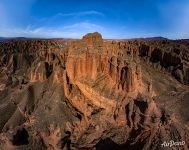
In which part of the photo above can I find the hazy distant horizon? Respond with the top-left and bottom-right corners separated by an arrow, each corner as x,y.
1,35 -> 189,41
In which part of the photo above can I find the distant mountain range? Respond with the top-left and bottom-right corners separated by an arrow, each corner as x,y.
0,37 -> 74,42
0,36 -> 188,42
0,37 -> 32,42
128,36 -> 169,41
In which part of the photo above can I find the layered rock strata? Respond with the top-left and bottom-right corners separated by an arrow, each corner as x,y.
0,33 -> 188,150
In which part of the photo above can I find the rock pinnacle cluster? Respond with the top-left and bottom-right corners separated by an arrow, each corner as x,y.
0,32 -> 189,150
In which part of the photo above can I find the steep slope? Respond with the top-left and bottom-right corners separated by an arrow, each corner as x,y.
0,33 -> 189,150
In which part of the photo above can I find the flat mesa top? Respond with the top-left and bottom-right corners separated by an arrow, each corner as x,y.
82,32 -> 103,44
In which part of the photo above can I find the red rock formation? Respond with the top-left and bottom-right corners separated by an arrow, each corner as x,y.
0,33 -> 189,149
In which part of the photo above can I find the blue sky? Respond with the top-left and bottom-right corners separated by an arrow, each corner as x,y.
0,0 -> 189,39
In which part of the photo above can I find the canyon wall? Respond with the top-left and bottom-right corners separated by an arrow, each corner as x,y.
0,33 -> 189,149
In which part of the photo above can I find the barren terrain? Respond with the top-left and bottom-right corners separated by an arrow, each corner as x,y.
0,32 -> 189,150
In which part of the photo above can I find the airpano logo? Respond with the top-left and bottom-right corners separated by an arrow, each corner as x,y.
161,140 -> 185,148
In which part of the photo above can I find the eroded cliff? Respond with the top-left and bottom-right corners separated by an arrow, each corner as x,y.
0,33 -> 189,150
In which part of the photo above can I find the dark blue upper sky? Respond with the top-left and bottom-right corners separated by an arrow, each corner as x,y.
0,0 -> 189,39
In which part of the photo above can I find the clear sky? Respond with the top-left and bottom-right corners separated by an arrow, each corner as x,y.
0,0 -> 189,39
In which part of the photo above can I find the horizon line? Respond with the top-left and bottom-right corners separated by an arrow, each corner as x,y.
1,36 -> 189,41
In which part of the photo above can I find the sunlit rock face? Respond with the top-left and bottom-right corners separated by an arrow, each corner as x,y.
0,33 -> 189,150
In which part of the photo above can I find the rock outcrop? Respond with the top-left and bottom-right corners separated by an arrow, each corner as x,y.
0,33 -> 189,150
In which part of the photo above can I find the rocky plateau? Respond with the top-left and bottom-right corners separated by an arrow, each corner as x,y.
0,32 -> 189,150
